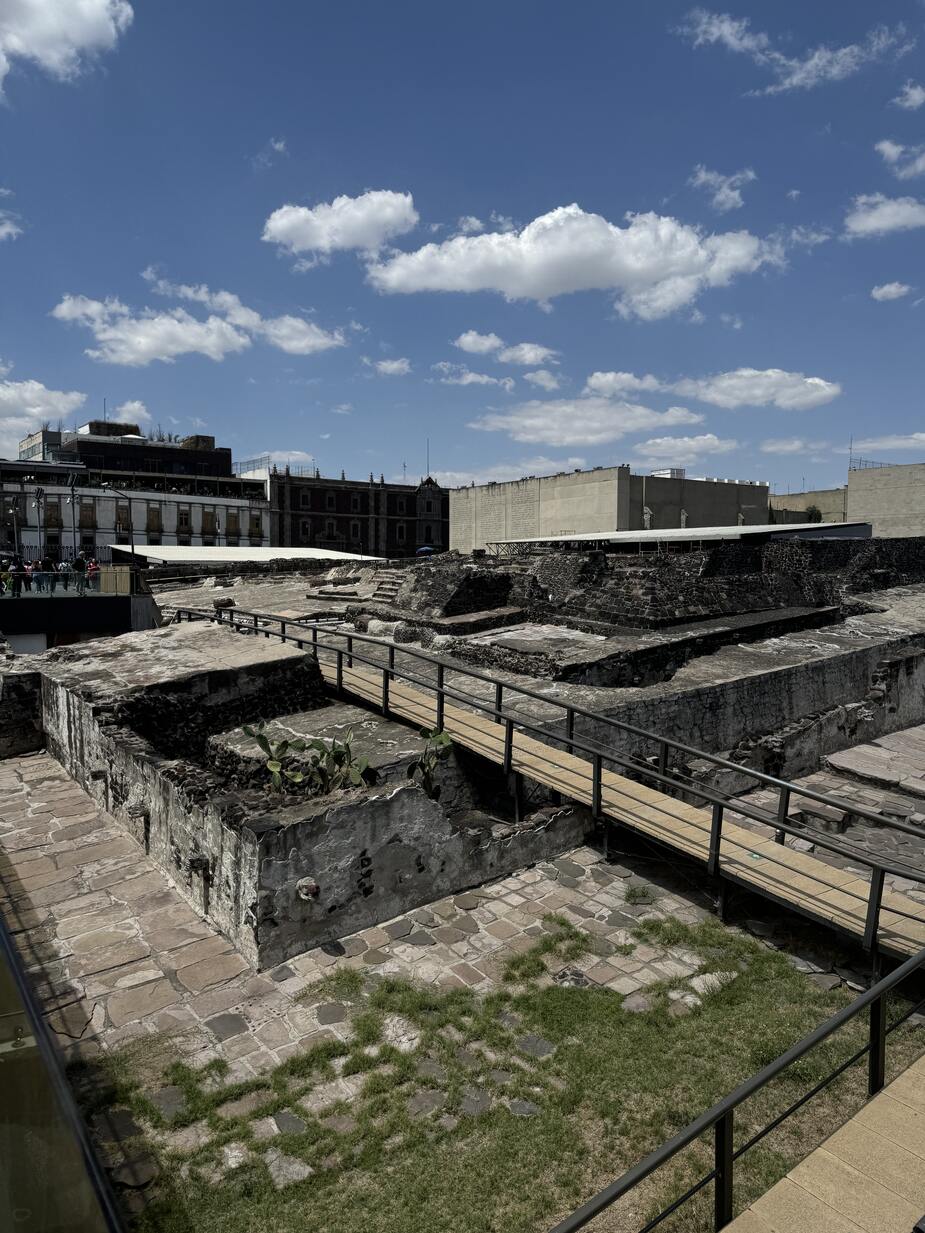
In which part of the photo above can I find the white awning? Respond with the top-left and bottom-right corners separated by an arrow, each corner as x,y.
106,544 -> 382,564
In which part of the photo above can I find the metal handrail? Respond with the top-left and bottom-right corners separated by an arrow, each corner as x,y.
178,604 -> 925,837
0,900 -> 123,1231
176,606 -> 925,953
546,944 -> 925,1232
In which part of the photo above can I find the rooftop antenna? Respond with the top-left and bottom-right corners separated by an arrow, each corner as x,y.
402,460 -> 407,483
426,437 -> 430,477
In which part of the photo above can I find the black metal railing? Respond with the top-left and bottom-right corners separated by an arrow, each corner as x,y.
0,901 -> 123,1231
547,944 -> 925,1232
174,606 -> 925,956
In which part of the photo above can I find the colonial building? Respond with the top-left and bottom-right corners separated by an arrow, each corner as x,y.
238,460 -> 448,557
9,422 -> 268,559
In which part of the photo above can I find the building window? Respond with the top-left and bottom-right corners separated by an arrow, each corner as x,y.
146,503 -> 162,533
396,522 -> 406,544
425,499 -> 433,513
178,506 -> 191,531
397,497 -> 406,514
300,490 -> 312,509
201,508 -> 216,536
350,493 -> 360,513
248,512 -> 262,540
225,509 -> 240,537
299,518 -> 311,542
326,491 -> 336,511
45,498 -> 62,528
350,520 -> 360,540
79,498 -> 96,529
325,518 -> 336,538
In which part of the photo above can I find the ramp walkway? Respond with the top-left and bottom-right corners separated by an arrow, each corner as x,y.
176,607 -> 925,961
727,1050 -> 925,1232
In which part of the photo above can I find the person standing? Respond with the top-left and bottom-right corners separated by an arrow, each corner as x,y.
23,560 -> 32,593
10,555 -> 23,598
43,554 -> 57,595
87,558 -> 100,592
58,558 -> 71,592
72,552 -> 86,596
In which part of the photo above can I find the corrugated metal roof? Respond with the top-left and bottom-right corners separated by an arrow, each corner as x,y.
488,521 -> 871,546
106,544 -> 382,563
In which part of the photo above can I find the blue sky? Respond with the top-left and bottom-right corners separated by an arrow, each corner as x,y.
1,2 -> 924,493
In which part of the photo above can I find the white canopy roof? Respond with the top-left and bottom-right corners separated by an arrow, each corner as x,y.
107,544 -> 382,564
488,521 -> 871,547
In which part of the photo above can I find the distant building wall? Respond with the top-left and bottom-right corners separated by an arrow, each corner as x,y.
847,464 -> 925,537
451,467 -> 769,552
770,487 -> 847,523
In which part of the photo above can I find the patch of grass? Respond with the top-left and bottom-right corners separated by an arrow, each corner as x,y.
298,966 -> 365,1005
503,913 -> 590,982
96,918 -> 924,1233
624,884 -> 657,906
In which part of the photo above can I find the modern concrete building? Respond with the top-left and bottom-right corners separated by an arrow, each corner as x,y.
239,459 -> 449,558
770,461 -> 925,538
450,464 -> 769,553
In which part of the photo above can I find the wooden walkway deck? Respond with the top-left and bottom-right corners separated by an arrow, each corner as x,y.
727,1051 -> 925,1232
323,660 -> 925,959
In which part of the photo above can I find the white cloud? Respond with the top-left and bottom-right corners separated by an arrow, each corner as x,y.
0,0 -> 133,94
786,189 -> 801,201
680,11 -> 912,96
52,294 -> 252,366
496,342 -> 558,366
850,433 -> 925,451
689,165 -> 756,212
262,190 -> 418,262
332,402 -> 352,415
586,367 -> 839,410
142,271 -> 345,356
787,224 -> 831,248
252,136 -> 287,171
367,202 -> 773,320
719,312 -> 743,329
523,369 -> 561,391
875,138 -> 925,180
455,216 -> 484,234
0,214 -> 21,242
871,281 -> 912,301
266,450 -> 315,468
585,371 -> 663,397
469,398 -> 701,447
432,362 -> 514,391
760,437 -> 829,455
113,398 -> 150,424
0,374 -> 87,456
844,193 -> 925,237
633,432 -> 738,466
893,80 -> 925,110
453,330 -> 504,355
434,455 -> 587,487
366,356 -> 411,376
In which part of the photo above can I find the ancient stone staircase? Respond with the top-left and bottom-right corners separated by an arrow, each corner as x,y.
370,569 -> 405,604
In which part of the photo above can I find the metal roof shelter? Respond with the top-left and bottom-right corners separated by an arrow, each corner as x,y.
485,521 -> 872,555
108,544 -> 382,565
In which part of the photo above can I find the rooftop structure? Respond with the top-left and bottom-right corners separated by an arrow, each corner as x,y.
486,519 -> 871,553
19,421 -> 235,478
110,544 -> 381,564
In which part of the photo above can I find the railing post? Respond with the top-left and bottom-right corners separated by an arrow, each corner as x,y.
658,740 -> 668,779
253,613 -> 258,635
494,681 -> 503,723
775,785 -> 790,845
863,867 -> 885,954
280,620 -> 287,644
381,667 -> 390,717
868,993 -> 886,1096
346,635 -> 353,668
503,717 -> 514,774
714,1110 -> 734,1230
566,708 -> 575,754
436,664 -> 445,731
388,644 -> 395,681
336,649 -> 343,694
708,802 -> 724,879
592,753 -> 602,817
312,626 -> 318,650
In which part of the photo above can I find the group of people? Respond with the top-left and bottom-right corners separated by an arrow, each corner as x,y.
0,554 -> 100,597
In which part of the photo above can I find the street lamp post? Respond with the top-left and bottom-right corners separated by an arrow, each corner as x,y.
6,502 -> 19,556
101,482 -> 135,559
65,477 -> 78,560
29,486 -> 45,560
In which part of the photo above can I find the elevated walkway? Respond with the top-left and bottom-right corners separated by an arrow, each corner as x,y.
728,1051 -> 925,1232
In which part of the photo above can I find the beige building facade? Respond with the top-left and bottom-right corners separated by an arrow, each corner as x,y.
450,465 -> 769,553
771,463 -> 925,538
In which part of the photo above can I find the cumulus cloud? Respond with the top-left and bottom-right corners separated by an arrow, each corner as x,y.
469,398 -> 701,447
893,80 -> 925,110
871,281 -> 912,301
434,455 -> 587,488
455,216 -> 484,235
454,330 -> 504,354
0,0 -> 133,93
523,369 -> 561,391
364,356 -> 411,376
586,367 -> 839,410
850,433 -> 925,451
689,165 -> 757,212
0,372 -> 87,456
632,432 -> 738,467
875,138 -> 925,180
497,342 -> 558,366
113,398 -> 151,424
367,203 -> 773,320
262,190 -> 418,264
432,362 -> 513,391
760,438 -> 829,455
844,193 -> 925,237
679,11 -> 912,96
265,449 -> 316,468
0,213 -> 21,242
